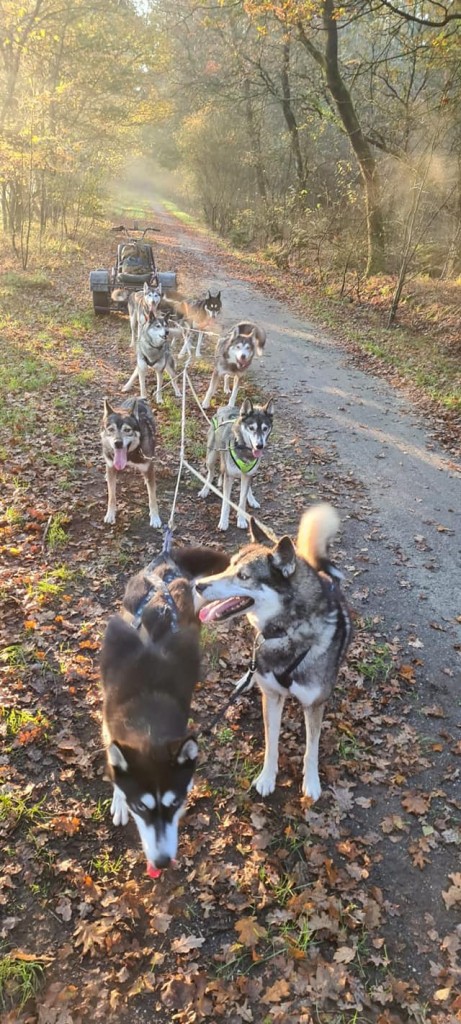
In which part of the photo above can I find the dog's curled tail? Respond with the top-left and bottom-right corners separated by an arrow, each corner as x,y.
254,325 -> 266,356
297,503 -> 340,570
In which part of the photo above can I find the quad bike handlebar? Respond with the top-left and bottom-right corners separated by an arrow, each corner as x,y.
111,225 -> 160,237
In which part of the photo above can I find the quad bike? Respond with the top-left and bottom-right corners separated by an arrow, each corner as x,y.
89,226 -> 177,314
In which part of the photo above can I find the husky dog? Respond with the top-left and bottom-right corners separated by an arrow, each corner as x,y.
101,544 -> 230,872
101,397 -> 161,528
199,399 -> 274,531
128,280 -> 163,348
195,505 -> 352,800
122,316 -> 181,404
160,290 -> 222,358
202,322 -> 266,410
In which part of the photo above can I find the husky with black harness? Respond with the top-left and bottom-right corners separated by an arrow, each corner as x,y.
198,398 -> 274,531
194,505 -> 352,801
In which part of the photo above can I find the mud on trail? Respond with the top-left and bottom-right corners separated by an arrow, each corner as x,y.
0,207 -> 460,1024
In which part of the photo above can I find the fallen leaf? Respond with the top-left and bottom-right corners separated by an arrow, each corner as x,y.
333,945 -> 356,963
401,792 -> 431,816
235,916 -> 267,948
171,933 -> 205,954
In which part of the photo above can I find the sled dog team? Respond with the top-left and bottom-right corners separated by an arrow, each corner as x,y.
100,275 -> 352,874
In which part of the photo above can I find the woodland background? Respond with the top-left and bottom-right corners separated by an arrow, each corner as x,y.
2,0 -> 461,297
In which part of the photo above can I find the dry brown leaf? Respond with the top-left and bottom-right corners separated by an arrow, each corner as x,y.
55,897 -> 72,922
235,916 -> 267,948
401,792 -> 430,816
333,945 -> 356,963
442,874 -> 461,909
150,911 -> 173,934
73,918 -> 114,956
262,978 -> 291,1003
171,933 -> 205,954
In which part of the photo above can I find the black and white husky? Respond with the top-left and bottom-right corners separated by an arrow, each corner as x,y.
202,322 -> 266,410
195,505 -> 352,800
128,280 -> 163,348
101,544 -> 230,873
101,397 -> 161,528
199,398 -> 274,531
122,316 -> 181,404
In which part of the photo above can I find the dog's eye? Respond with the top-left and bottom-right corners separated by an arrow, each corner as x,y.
238,570 -> 249,581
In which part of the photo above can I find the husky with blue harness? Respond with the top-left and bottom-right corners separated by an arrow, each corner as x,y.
199,398 -> 274,531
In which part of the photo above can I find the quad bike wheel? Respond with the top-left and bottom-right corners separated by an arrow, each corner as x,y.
92,290 -> 110,314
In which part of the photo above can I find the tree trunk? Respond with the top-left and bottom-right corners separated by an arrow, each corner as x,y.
298,1 -> 386,275
280,36 -> 307,196
243,78 -> 268,203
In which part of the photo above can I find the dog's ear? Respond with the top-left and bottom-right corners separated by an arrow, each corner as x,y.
270,536 -> 297,577
143,281 -> 150,295
249,517 -> 277,546
264,398 -> 274,416
103,398 -> 115,419
207,290 -> 211,298
216,291 -> 221,300
240,397 -> 253,416
107,743 -> 128,771
173,736 -> 198,765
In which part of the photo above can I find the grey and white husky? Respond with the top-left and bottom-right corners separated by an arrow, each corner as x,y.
160,290 -> 222,358
128,280 -> 163,348
101,397 -> 161,528
202,322 -> 266,410
122,316 -> 181,404
101,544 -> 230,873
199,398 -> 274,531
195,505 -> 352,800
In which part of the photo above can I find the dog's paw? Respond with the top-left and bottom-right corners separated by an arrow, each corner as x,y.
104,510 -> 116,525
149,513 -> 162,529
237,514 -> 248,529
302,774 -> 321,802
217,520 -> 229,532
111,789 -> 129,827
254,771 -> 276,798
247,493 -> 260,510
121,383 -> 132,393
198,487 -> 209,499
202,400 -> 211,410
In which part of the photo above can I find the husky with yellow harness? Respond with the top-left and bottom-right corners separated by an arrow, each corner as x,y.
199,398 -> 274,531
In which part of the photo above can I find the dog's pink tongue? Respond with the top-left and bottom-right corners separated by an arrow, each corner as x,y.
251,449 -> 263,458
199,598 -> 240,623
113,447 -> 127,471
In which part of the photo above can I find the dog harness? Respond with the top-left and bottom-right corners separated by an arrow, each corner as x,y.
129,528 -> 179,631
211,415 -> 259,474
